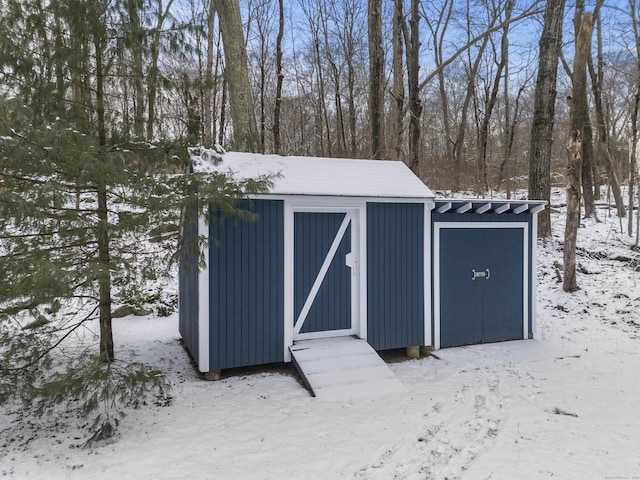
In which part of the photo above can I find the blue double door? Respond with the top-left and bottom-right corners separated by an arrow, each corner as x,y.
438,226 -> 526,348
293,210 -> 358,340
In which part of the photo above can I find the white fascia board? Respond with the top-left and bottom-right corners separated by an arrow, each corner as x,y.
249,194 -> 433,204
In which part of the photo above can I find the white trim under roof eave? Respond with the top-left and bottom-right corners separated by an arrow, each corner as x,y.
247,193 -> 434,204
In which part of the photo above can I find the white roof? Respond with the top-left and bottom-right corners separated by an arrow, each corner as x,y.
190,149 -> 434,199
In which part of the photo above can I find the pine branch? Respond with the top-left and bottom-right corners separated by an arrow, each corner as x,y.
0,304 -> 99,373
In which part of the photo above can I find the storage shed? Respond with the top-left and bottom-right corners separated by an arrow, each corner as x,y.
179,150 -> 435,378
178,150 -> 546,384
431,199 -> 545,349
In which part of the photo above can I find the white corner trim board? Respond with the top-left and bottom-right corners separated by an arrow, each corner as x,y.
197,214 -> 210,373
432,221 -> 529,350
424,202 -> 432,348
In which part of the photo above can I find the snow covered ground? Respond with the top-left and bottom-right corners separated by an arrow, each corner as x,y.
3,190 -> 640,479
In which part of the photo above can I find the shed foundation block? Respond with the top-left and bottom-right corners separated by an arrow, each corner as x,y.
204,370 -> 222,381
406,346 -> 420,359
420,345 -> 434,356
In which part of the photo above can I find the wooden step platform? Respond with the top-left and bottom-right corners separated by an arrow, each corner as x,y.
289,337 -> 405,401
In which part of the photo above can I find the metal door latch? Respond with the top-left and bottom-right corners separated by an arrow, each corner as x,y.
472,269 -> 490,280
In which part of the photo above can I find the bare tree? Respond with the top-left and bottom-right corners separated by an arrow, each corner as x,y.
476,0 -> 515,196
390,0 -> 405,161
588,3 -> 625,218
406,0 -> 421,174
203,0 -> 217,146
273,0 -> 284,154
215,0 -> 261,152
564,3 -> 594,293
629,0 -> 640,236
368,0 -> 384,159
528,0 -> 566,238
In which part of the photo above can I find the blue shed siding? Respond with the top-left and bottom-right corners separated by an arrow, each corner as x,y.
367,202 -> 425,350
431,212 -> 535,338
178,201 -> 200,362
208,199 -> 285,370
294,212 -> 352,334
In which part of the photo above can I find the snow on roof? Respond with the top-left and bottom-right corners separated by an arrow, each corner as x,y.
190,148 -> 434,199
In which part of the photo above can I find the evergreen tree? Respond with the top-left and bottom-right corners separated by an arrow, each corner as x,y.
0,0 -> 272,444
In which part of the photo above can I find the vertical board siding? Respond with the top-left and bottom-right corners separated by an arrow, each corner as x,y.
209,199 -> 285,370
178,201 -> 200,362
367,202 -> 425,350
294,212 -> 352,334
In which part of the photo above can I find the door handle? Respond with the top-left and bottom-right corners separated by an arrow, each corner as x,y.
472,269 -> 490,280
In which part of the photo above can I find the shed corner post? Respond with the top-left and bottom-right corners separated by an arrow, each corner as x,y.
283,199 -> 293,363
530,209 -> 541,339
197,210 -> 211,373
358,202 -> 368,343
424,198 -> 434,349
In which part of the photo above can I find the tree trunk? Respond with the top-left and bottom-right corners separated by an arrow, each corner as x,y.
203,0 -> 216,146
407,0 -> 421,175
390,0 -> 405,161
564,9 -> 594,293
425,0 -> 454,179
344,6 -> 358,158
497,83 -> 526,198
215,0 -> 261,153
127,0 -> 146,140
476,2 -> 512,196
368,0 -> 384,159
273,0 -> 284,154
218,75 -> 228,146
94,11 -> 114,362
528,0 -> 566,238
588,11 -> 625,218
630,90 -> 639,236
581,109 -> 597,218
450,6 -> 494,191
629,0 -> 640,236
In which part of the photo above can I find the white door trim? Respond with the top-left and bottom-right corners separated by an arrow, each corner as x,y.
283,199 -> 367,361
293,212 -> 353,336
433,222 -> 529,350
